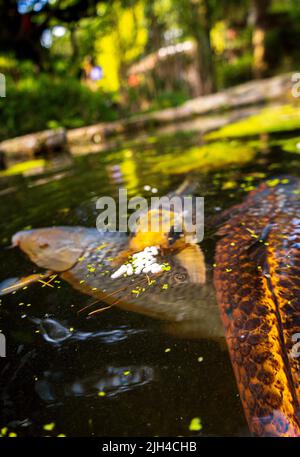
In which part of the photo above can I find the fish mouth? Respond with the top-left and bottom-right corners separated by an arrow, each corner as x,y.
12,230 -> 33,247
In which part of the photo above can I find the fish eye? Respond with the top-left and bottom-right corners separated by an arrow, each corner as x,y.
38,242 -> 49,249
173,272 -> 188,283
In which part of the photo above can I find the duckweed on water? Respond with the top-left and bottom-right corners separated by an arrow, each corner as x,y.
43,422 -> 55,431
0,159 -> 46,177
153,140 -> 257,175
189,417 -> 202,432
205,104 -> 300,140
274,136 -> 300,154
1,427 -> 8,436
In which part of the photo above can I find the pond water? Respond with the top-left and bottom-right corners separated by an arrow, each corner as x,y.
0,121 -> 300,437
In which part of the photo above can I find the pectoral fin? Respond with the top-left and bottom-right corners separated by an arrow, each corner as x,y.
0,271 -> 52,295
175,245 -> 206,284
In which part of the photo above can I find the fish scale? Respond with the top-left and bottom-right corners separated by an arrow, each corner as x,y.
214,178 -> 300,436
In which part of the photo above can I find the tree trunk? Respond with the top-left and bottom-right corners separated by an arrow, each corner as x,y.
190,0 -> 215,96
252,0 -> 271,79
194,28 -> 214,95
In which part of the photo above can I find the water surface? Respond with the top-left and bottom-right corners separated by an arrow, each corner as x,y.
0,124 -> 300,437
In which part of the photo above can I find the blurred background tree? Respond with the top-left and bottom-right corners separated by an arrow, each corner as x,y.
0,0 -> 300,140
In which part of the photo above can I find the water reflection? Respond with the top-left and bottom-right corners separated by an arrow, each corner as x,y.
32,317 -> 144,345
35,366 -> 155,403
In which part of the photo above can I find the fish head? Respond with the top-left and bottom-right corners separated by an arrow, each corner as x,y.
12,226 -> 98,272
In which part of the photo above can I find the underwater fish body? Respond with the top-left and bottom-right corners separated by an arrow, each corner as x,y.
214,178 -> 300,436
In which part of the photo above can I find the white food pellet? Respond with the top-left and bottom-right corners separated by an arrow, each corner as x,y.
150,263 -> 162,274
111,264 -> 127,279
126,265 -> 134,276
111,245 -> 165,279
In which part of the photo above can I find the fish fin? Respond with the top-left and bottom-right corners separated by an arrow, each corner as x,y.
113,249 -> 133,266
175,245 -> 206,284
0,271 -> 52,295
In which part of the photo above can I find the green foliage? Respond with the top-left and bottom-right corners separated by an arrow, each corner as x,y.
216,53 -> 253,89
1,0 -> 300,137
146,90 -> 189,112
0,75 -> 117,141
